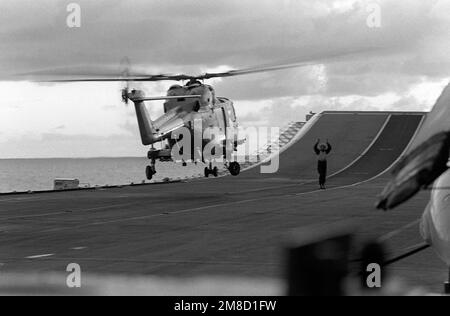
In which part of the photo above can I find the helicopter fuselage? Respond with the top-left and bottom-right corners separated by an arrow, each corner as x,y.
129,82 -> 241,166
164,83 -> 239,158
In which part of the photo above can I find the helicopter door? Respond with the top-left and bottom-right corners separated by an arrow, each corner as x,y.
222,108 -> 229,137
215,108 -> 226,137
222,108 -> 229,126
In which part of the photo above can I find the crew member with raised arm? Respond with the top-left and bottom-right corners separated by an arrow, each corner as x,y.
314,139 -> 332,189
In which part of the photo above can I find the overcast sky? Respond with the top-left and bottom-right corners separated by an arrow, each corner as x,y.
0,0 -> 449,158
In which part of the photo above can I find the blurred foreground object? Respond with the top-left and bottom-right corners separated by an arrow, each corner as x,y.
377,83 -> 450,211
285,222 -> 355,296
377,132 -> 450,210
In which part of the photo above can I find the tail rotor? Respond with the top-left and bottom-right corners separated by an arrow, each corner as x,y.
121,85 -> 129,105
120,57 -> 131,105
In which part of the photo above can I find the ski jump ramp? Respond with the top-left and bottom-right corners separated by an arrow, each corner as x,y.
243,111 -> 424,184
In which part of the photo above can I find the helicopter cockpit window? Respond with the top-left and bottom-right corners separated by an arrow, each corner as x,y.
169,85 -> 182,91
186,79 -> 202,88
208,86 -> 216,105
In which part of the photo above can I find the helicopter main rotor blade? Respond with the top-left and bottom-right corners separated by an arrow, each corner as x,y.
198,48 -> 384,80
11,47 -> 382,83
39,74 -> 197,83
13,65 -> 176,82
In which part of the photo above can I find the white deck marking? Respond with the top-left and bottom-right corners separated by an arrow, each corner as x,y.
71,247 -> 87,250
0,211 -> 68,220
378,219 -> 421,243
26,254 -> 54,259
0,202 -> 136,220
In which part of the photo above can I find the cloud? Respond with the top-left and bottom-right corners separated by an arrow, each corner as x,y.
53,125 -> 66,130
1,1 -> 448,75
0,132 -> 144,159
0,0 -> 449,157
238,79 -> 447,128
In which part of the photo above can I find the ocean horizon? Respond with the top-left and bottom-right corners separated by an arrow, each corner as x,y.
0,156 -> 259,193
0,157 -> 211,193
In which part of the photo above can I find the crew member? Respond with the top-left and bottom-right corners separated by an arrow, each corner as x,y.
314,139 -> 332,189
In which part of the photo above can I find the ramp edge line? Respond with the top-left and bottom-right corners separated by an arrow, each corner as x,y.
365,113 -> 427,180
327,114 -> 392,179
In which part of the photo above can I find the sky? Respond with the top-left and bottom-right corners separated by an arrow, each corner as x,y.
0,0 -> 449,158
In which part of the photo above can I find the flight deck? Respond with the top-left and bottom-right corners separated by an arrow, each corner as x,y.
1,111 -> 446,293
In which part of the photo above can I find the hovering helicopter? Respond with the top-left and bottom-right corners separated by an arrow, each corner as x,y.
34,57 -> 351,180
123,78 -> 244,180
16,50 -> 371,180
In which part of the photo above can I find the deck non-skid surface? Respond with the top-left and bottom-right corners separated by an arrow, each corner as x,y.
1,111 -> 443,292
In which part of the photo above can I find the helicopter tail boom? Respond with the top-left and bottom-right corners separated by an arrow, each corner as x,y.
129,90 -> 159,145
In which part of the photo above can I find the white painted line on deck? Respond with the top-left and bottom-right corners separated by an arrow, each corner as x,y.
25,254 -> 54,259
71,247 -> 87,250
378,219 -> 421,243
0,211 -> 68,220
0,202 -> 136,220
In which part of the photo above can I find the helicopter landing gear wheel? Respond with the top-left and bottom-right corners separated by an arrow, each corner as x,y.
204,164 -> 219,178
146,165 -> 155,180
228,162 -> 241,176
146,159 -> 156,180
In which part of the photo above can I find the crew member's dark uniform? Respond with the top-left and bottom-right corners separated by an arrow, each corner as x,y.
314,141 -> 332,189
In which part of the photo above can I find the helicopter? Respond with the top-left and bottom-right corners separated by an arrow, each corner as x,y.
31,57 -> 348,180
16,50 -> 371,180
124,78 -> 244,180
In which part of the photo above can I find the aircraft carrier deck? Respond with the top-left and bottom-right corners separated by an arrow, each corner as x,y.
0,111 -> 447,294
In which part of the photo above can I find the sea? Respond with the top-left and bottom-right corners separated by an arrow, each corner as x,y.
0,158 -> 211,193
